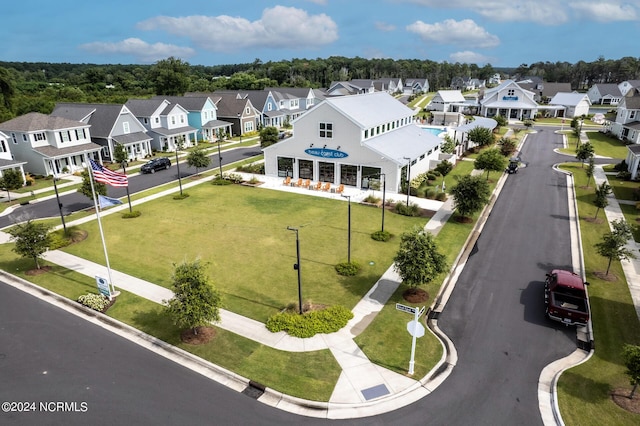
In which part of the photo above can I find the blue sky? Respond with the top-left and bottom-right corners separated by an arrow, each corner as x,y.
3,0 -> 639,67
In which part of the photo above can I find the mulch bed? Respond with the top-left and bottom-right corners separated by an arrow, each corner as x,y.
593,271 -> 618,282
610,388 -> 640,414
25,265 -> 53,276
583,217 -> 604,224
180,326 -> 217,345
403,288 -> 429,303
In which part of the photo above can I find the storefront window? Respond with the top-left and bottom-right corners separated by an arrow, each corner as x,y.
318,161 -> 335,183
298,159 -> 313,179
361,166 -> 381,189
340,164 -> 357,186
277,157 -> 294,177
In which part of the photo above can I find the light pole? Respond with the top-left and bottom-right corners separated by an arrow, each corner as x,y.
237,113 -> 242,144
403,157 -> 412,206
286,226 -> 303,314
379,173 -> 386,232
174,136 -> 184,196
216,133 -> 223,178
50,161 -> 66,234
341,194 -> 352,264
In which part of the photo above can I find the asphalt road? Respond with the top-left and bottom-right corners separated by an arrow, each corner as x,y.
0,146 -> 263,229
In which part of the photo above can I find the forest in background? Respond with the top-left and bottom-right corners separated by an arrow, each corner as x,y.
0,55 -> 639,122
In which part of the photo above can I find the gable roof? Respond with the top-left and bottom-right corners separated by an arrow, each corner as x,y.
623,93 -> 640,110
52,103 -> 126,138
0,112 -> 87,132
549,92 -> 591,106
593,83 -> 622,97
151,95 -> 215,112
540,82 -> 572,98
322,92 -> 413,129
435,90 -> 466,102
125,98 -> 168,117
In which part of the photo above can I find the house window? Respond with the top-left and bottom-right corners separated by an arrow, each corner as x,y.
298,159 -> 313,179
277,157 -> 294,178
180,115 -> 185,124
319,122 -> 333,138
60,131 -> 70,143
507,89 -> 515,96
123,122 -> 130,133
318,161 -> 335,183
340,164 -> 357,186
11,133 -> 17,144
245,107 -> 250,115
75,128 -> 85,140
22,134 -> 28,142
364,129 -> 369,139
155,117 -> 159,124
171,116 -> 176,125
143,118 -> 149,124
631,111 -> 637,120
34,132 -> 46,141
267,104 -> 272,111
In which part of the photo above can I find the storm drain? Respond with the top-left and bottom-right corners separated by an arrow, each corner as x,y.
361,384 -> 389,401
242,380 -> 266,399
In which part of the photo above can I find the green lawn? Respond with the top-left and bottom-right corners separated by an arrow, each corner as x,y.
61,182 -> 427,323
556,163 -> 640,425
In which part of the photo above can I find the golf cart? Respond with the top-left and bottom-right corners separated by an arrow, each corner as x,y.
506,157 -> 519,174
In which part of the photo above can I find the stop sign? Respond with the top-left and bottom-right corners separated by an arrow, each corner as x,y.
407,320 -> 425,338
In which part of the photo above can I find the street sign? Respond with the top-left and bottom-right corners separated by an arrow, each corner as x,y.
407,320 -> 425,338
396,303 -> 416,314
95,276 -> 112,300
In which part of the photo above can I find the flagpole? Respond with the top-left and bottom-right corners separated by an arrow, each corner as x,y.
84,152 -> 118,297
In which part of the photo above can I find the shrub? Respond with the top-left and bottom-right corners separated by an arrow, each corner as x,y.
212,177 -> 232,185
48,232 -> 71,250
425,189 -> 437,199
617,170 -> 632,181
363,194 -> 381,204
121,210 -> 142,219
435,192 -> 448,201
335,261 -> 361,276
426,172 -> 438,181
77,293 -> 110,311
614,160 -> 628,172
394,202 -> 421,217
173,193 -> 190,200
266,305 -> 354,338
236,163 -> 265,174
371,230 -> 392,242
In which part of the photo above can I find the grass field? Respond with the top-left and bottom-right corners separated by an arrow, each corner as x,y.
556,163 -> 640,425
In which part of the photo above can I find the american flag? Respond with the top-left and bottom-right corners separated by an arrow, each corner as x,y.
89,159 -> 128,187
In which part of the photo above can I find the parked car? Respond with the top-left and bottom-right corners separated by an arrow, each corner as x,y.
544,269 -> 590,326
140,157 -> 171,174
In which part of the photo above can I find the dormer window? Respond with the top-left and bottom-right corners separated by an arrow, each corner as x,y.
319,122 -> 333,138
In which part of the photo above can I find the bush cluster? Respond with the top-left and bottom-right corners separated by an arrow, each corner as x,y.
77,293 -> 110,311
371,230 -> 391,242
265,305 -> 354,338
121,210 -> 142,219
393,202 -> 421,217
236,163 -> 265,174
335,261 -> 361,276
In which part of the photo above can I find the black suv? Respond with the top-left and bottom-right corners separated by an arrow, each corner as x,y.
140,157 -> 171,173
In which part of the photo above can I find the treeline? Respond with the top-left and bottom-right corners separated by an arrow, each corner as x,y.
0,55 -> 639,122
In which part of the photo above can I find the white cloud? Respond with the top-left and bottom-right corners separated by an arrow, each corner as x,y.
407,19 -> 500,48
569,2 -> 638,22
79,38 -> 195,63
305,0 -> 328,4
449,50 -> 492,64
402,0 -> 569,25
137,6 -> 338,52
375,21 -> 396,32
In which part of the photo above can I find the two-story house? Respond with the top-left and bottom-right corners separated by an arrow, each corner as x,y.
610,89 -> 640,144
587,83 -> 623,105
480,80 -> 539,121
426,90 -> 466,112
152,95 -> 232,143
51,103 -> 153,162
0,130 -> 27,185
547,92 -> 591,118
125,98 -> 197,152
618,80 -> 640,97
263,91 -> 443,193
403,78 -> 429,95
0,112 -> 102,176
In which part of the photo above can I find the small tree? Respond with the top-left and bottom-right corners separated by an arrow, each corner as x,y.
113,143 -> 128,169
394,227 -> 447,288
594,219 -> 636,275
165,260 -> 222,335
7,220 -> 51,270
0,169 -> 24,202
593,182 -> 612,219
450,175 -> 491,220
434,159 -> 453,177
622,344 -> 640,399
186,146 -> 211,176
441,135 -> 456,154
576,142 -> 594,168
585,157 -> 595,188
467,126 -> 494,147
78,170 -> 107,200
498,137 -> 517,157
474,148 -> 507,180
260,126 -> 279,148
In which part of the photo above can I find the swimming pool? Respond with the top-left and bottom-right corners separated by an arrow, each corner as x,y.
420,126 -> 447,137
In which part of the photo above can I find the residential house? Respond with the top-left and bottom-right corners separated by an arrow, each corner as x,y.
207,92 -> 260,137
0,130 -> 27,185
326,80 -> 376,96
488,73 -> 502,86
479,80 -> 539,120
426,90 -> 466,112
51,102 -> 153,162
547,92 -> 591,118
375,78 -> 403,94
619,80 -> 640,97
263,91 -> 444,193
151,95 -> 232,142
518,80 -> 571,103
610,89 -> 640,144
625,145 -> 640,179
451,77 -> 485,91
0,112 -> 102,176
587,83 -> 622,105
403,78 -> 429,95
125,98 -> 197,152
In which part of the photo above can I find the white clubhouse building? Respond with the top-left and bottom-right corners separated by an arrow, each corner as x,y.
263,92 -> 445,193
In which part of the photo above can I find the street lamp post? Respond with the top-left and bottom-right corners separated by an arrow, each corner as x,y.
286,226 -> 303,314
341,194 -> 352,264
380,173 -> 386,232
216,135 -> 223,178
50,162 -> 66,235
576,119 -> 583,148
237,113 -> 242,144
403,157 -> 412,206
